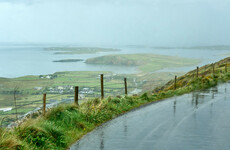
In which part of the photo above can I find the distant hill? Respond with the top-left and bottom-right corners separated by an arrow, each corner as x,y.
126,45 -> 230,50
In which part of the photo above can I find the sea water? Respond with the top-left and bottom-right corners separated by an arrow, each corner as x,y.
0,44 -> 229,78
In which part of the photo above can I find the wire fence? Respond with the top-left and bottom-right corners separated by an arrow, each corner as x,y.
0,74 -> 181,126
1,62 -> 228,127
0,73 -> 154,127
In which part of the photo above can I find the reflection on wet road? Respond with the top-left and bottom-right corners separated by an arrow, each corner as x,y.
71,83 -> 230,150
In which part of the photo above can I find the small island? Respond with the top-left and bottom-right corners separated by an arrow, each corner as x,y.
53,59 -> 84,63
45,47 -> 120,55
85,54 -> 201,72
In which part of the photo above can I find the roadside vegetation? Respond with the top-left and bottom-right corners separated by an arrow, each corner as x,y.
0,57 -> 230,150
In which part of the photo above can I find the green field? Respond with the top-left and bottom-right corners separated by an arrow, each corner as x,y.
86,54 -> 200,72
45,47 -> 120,54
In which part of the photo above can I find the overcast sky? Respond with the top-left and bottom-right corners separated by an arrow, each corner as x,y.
0,0 -> 229,46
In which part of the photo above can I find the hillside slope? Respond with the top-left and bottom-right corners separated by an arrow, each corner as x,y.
154,57 -> 230,92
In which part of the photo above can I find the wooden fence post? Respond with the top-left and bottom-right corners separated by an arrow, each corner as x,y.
124,78 -> 128,95
43,93 -> 46,116
75,86 -> 79,105
101,74 -> 104,99
196,66 -> 199,78
174,76 -> 177,90
212,63 -> 215,75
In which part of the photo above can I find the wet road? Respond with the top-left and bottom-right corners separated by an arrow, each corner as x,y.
71,83 -> 230,150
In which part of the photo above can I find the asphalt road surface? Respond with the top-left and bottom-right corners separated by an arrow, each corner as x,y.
71,82 -> 230,150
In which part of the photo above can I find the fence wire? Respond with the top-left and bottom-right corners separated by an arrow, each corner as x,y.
0,72 -> 198,127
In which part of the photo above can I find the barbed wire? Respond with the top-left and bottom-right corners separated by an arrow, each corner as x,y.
104,87 -> 124,90
2,64 -> 230,127
0,73 -> 189,126
16,94 -> 64,109
143,79 -> 170,83
46,94 -> 64,99
17,99 -> 42,108
104,83 -> 124,86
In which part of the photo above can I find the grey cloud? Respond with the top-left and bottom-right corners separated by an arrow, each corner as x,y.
0,0 -> 229,46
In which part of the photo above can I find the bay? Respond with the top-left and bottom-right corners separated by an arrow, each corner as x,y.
0,44 -> 229,78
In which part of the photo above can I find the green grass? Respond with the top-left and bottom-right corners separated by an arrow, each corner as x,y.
1,57 -> 230,150
85,54 -> 200,72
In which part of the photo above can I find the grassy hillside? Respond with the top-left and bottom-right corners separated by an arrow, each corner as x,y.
1,57 -> 230,149
154,57 -> 230,93
85,54 -> 200,72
